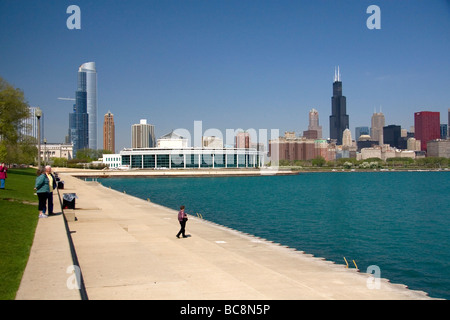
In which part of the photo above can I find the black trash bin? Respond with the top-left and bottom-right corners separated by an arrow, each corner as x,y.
63,193 -> 78,209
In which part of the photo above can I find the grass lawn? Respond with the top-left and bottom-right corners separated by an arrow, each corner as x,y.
0,168 -> 39,300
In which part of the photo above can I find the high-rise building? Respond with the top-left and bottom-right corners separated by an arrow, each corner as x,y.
103,111 -> 115,153
132,119 -> 155,148
307,108 -> 322,139
440,124 -> 448,140
371,112 -> 385,145
20,106 -> 44,142
78,62 -> 97,150
342,128 -> 352,147
329,67 -> 349,145
448,108 -> 450,138
235,132 -> 250,149
383,125 -> 402,149
69,70 -> 89,157
414,111 -> 440,152
355,126 -> 370,141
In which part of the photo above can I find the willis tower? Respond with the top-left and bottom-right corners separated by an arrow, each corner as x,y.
329,66 -> 349,145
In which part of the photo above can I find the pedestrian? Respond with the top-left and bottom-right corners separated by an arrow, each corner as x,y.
34,165 -> 57,218
176,205 -> 188,238
0,163 -> 7,189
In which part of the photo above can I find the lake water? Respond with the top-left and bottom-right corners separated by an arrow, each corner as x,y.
99,172 -> 450,299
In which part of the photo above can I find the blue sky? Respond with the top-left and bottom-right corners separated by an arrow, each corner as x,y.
1,0 -> 449,151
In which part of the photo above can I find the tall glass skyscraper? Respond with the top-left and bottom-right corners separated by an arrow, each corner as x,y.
69,70 -> 89,157
78,62 -> 97,150
329,67 -> 349,145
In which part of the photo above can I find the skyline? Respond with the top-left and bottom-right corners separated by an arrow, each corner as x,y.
1,0 -> 450,152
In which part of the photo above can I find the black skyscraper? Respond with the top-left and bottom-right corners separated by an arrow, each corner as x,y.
330,67 -> 349,145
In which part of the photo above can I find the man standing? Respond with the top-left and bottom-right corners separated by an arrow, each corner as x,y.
44,165 -> 57,215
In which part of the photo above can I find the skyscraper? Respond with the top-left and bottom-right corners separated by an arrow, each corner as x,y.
383,125 -> 401,149
69,71 -> 89,157
329,67 -> 349,145
103,111 -> 115,153
20,106 -> 44,142
307,108 -> 322,139
414,111 -> 440,152
78,62 -> 97,150
448,108 -> 450,138
235,131 -> 250,149
342,128 -> 352,147
132,119 -> 155,148
371,112 -> 385,145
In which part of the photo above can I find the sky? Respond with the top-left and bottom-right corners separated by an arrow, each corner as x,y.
1,0 -> 450,152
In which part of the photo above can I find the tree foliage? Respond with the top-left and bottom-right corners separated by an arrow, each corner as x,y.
0,77 -> 36,164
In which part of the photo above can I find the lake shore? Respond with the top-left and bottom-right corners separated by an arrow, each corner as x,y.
17,172 -> 438,300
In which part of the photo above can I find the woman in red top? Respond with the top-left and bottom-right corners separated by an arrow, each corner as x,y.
0,163 -> 7,189
176,205 -> 188,238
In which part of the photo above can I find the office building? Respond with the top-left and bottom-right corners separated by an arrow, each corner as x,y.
103,111 -> 115,153
427,140 -> 450,158
305,108 -> 322,139
355,127 -> 370,141
371,112 -> 385,145
20,106 -> 44,142
78,62 -> 97,150
132,119 -> 155,148
357,135 -> 378,151
383,125 -> 402,149
342,128 -> 352,147
269,132 -> 336,162
414,111 -> 440,152
329,67 -> 349,145
235,131 -> 250,149
440,124 -> 447,140
69,71 -> 89,157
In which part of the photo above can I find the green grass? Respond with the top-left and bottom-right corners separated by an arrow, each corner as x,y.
0,168 -> 39,300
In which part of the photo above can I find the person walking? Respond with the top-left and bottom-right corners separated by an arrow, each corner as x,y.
176,205 -> 188,238
34,166 -> 57,218
0,163 -> 7,189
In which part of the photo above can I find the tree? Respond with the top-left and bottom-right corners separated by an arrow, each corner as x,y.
311,156 -> 326,167
0,77 -> 32,164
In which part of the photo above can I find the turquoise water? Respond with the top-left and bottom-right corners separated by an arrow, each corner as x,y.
99,172 -> 450,299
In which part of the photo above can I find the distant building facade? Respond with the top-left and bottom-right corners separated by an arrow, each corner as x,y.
131,119 -> 155,148
355,126 -> 370,141
269,132 -> 336,162
103,111 -> 115,153
427,140 -> 450,158
37,143 -> 73,160
371,112 -> 385,145
304,108 -> 322,139
157,131 -> 188,149
235,132 -> 250,149
20,106 -> 44,143
440,124 -> 448,140
414,111 -> 440,152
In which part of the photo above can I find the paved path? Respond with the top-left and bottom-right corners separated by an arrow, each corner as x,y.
17,174 -> 434,300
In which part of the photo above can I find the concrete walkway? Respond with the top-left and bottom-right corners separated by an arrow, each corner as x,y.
17,173 -> 434,300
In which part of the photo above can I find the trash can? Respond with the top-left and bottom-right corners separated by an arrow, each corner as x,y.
63,193 -> 78,209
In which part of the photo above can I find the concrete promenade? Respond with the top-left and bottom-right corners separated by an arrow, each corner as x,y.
17,173 -> 434,300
